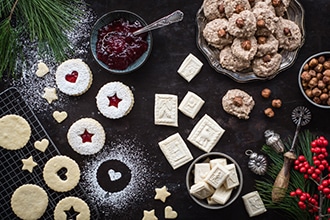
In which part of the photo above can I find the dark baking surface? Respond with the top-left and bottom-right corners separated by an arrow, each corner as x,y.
1,0 -> 330,219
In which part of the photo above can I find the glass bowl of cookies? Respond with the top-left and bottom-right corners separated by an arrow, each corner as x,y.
196,0 -> 305,82
186,152 -> 243,209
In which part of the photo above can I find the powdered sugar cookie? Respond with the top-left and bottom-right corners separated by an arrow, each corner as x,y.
54,196 -> 90,220
55,59 -> 93,96
0,114 -> 31,150
203,18 -> 233,49
67,118 -> 106,155
96,81 -> 134,119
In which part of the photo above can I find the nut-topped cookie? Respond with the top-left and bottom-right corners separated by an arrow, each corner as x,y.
274,17 -> 302,51
255,34 -> 279,57
223,0 -> 251,18
231,36 -> 257,61
203,18 -> 233,49
203,0 -> 226,20
219,46 -> 251,72
227,10 -> 257,38
252,53 -> 282,77
252,2 -> 278,36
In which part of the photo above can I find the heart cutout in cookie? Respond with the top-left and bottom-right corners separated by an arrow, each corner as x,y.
65,71 -> 78,83
108,169 -> 122,181
164,206 -> 178,219
35,62 -> 49,77
34,139 -> 49,152
53,111 -> 68,123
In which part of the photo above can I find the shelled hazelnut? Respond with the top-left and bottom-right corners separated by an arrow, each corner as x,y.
272,99 -> 282,108
261,88 -> 271,98
264,108 -> 274,118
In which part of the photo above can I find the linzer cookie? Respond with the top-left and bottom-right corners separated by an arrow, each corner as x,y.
96,81 -> 134,119
54,196 -> 90,220
55,59 -> 93,96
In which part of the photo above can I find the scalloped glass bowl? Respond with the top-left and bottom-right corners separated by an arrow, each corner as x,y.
196,0 -> 305,82
186,152 -> 243,209
90,10 -> 153,74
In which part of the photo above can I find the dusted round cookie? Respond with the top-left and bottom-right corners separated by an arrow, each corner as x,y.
67,118 -> 106,155
203,0 -> 226,20
275,18 -> 302,51
255,34 -> 279,57
231,36 -> 257,61
0,114 -> 31,150
252,53 -> 282,77
203,18 -> 233,49
54,197 -> 90,220
253,2 -> 278,36
11,184 -> 48,220
223,0 -> 251,18
222,89 -> 255,119
96,81 -> 134,119
219,46 -> 251,72
228,10 -> 257,38
43,155 -> 80,192
55,59 -> 93,96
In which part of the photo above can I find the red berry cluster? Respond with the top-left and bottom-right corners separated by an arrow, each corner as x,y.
290,136 -> 330,219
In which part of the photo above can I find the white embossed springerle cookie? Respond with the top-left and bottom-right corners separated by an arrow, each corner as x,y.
154,94 -> 178,127
187,114 -> 225,152
158,133 -> 193,170
177,53 -> 203,82
179,91 -> 205,119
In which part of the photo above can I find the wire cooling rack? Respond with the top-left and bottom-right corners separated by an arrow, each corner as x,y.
0,87 -> 99,219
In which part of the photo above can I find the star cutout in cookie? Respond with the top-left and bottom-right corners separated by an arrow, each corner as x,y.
154,186 -> 171,203
142,209 -> 158,220
80,129 -> 94,143
42,87 -> 58,104
22,156 -> 38,173
108,93 -> 122,108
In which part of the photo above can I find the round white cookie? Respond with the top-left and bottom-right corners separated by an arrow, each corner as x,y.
55,59 -> 93,96
67,118 -> 106,155
96,81 -> 134,119
0,114 -> 31,150
54,196 -> 90,220
11,184 -> 48,220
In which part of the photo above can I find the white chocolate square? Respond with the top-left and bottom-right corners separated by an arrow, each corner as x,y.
224,164 -> 240,189
210,158 -> 227,168
187,114 -> 225,152
179,91 -> 205,119
194,163 -> 210,183
177,53 -> 203,82
242,191 -> 267,217
204,164 -> 230,189
189,181 -> 215,200
158,133 -> 193,170
211,185 -> 233,205
154,94 -> 178,127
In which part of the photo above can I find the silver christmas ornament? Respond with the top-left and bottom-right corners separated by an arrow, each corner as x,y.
264,129 -> 285,153
245,150 -> 267,175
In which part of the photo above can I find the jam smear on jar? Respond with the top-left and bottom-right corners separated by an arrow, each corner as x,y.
96,18 -> 149,70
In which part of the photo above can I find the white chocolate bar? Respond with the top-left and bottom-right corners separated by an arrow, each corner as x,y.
209,158 -> 227,168
179,91 -> 205,119
177,53 -> 203,82
187,114 -> 225,152
242,191 -> 267,217
211,185 -> 233,205
224,164 -> 240,189
158,133 -> 193,170
204,164 -> 230,189
154,94 -> 178,127
194,163 -> 211,183
189,181 -> 215,200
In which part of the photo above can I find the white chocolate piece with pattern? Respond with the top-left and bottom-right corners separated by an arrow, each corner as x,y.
242,191 -> 267,217
204,163 -> 230,189
224,164 -> 240,189
154,94 -> 178,127
194,163 -> 211,183
177,53 -> 203,82
189,181 -> 215,200
211,185 -> 233,205
179,91 -> 205,119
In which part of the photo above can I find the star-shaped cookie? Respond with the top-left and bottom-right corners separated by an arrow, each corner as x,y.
154,186 -> 171,203
22,156 -> 37,173
142,209 -> 158,220
42,87 -> 58,104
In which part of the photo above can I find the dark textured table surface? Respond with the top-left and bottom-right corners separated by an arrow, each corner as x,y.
1,0 -> 330,219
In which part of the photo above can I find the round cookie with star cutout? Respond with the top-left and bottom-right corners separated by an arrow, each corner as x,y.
67,118 -> 105,155
96,81 -> 134,119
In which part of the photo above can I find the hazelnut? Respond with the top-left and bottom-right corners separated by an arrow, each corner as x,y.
323,69 -> 330,77
218,4 -> 225,13
233,96 -> 243,107
218,29 -> 227,38
272,0 -> 281,7
308,69 -> 317,77
301,71 -> 311,82
308,77 -> 318,88
257,36 -> 267,44
318,56 -> 326,64
313,96 -> 321,104
236,18 -> 245,28
263,54 -> 272,62
314,64 -> 323,73
308,58 -> 319,68
264,108 -> 275,118
312,87 -> 322,97
283,27 -> 291,36
257,19 -> 266,28
320,93 -> 329,101
235,4 -> 245,13
323,61 -> 330,70
261,88 -> 271,98
303,63 -> 309,71
305,89 -> 313,98
323,76 -> 330,84
272,99 -> 282,108
241,40 -> 252,50
327,98 -> 330,106
317,73 -> 323,80
318,80 -> 326,90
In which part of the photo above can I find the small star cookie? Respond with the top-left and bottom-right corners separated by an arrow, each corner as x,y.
142,209 -> 158,220
42,87 -> 58,104
154,186 -> 171,203
22,156 -> 37,173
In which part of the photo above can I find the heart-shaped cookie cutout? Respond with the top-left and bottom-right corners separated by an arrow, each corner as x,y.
108,169 -> 122,181
34,139 -> 49,152
53,111 -> 68,123
165,206 -> 178,219
65,70 -> 78,83
36,62 -> 49,77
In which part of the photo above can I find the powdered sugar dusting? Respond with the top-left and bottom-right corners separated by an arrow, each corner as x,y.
10,2 -> 96,114
81,136 -> 159,216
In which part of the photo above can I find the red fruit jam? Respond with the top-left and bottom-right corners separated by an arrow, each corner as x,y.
80,129 -> 94,143
65,71 -> 78,83
96,18 -> 149,70
108,93 -> 122,108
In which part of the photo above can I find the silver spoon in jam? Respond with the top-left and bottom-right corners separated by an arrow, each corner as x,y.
133,10 -> 184,36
